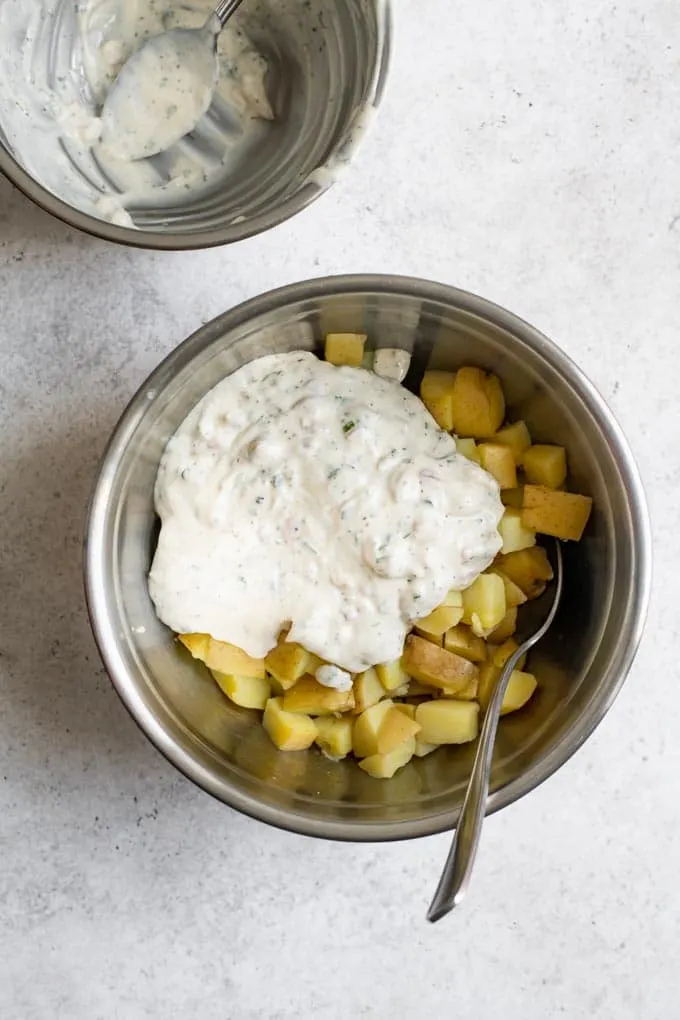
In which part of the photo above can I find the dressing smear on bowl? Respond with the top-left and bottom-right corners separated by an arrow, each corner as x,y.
148,352 -> 504,675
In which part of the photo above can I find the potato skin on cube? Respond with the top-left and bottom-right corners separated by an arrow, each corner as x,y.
450,367 -> 505,438
324,332 -> 367,367
401,635 -> 479,694
521,485 -> 593,541
420,370 -> 456,431
263,698 -> 317,751
415,700 -> 480,745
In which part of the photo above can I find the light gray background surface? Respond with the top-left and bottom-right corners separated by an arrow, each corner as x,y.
1,1 -> 678,1017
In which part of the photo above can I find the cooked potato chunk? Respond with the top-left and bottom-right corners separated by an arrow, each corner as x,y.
522,445 -> 567,489
375,659 -> 411,692
394,703 -> 416,720
352,699 -> 395,757
420,370 -> 456,430
444,589 -> 464,607
493,420 -> 532,459
487,607 -> 518,643
462,573 -> 506,633
415,700 -> 480,745
211,671 -> 270,710
414,735 -> 439,757
521,485 -> 593,541
491,569 -> 528,607
414,604 -> 464,640
497,546 -> 554,599
440,674 -> 479,700
489,638 -> 527,671
359,737 -> 416,779
402,635 -> 479,694
501,486 -> 525,509
324,332 -> 367,367
450,367 -> 505,438
314,717 -> 354,760
264,642 -> 317,690
282,675 -> 355,716
376,707 -> 421,755
478,443 -> 518,489
353,668 -> 386,713
477,661 -> 501,710
478,663 -> 536,714
263,698 -> 317,750
443,624 -> 487,662
180,634 -> 266,679
498,508 -> 537,555
455,437 -> 481,463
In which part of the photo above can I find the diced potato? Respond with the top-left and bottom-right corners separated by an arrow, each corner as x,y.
414,735 -> 440,758
353,668 -> 386,713
478,661 -> 501,710
462,573 -> 506,632
487,607 -> 518,643
394,703 -> 416,720
376,707 -> 421,755
522,445 -> 567,489
359,737 -> 416,779
493,420 -> 532,459
440,674 -> 479,700
282,675 -> 355,716
179,634 -> 267,679
498,508 -> 537,554
489,638 -> 527,671
443,589 -> 463,608
455,437 -> 480,463
497,546 -> 554,599
521,485 -> 593,541
450,367 -> 505,438
492,569 -> 528,607
211,671 -> 270,710
415,700 -> 480,745
443,624 -> 487,662
376,659 -> 411,693
478,443 -> 518,490
420,370 -> 456,430
401,635 -> 479,694
352,700 -> 395,757
414,604 -> 464,640
500,670 -> 538,714
501,487 -> 525,509
264,642 -> 316,690
263,698 -> 317,751
314,717 -> 354,760
324,332 -> 367,367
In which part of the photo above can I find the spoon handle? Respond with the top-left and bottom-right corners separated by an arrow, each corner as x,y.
213,0 -> 246,29
427,540 -> 563,923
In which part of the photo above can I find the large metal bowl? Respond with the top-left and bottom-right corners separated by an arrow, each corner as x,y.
84,275 -> 652,840
0,1 -> 390,250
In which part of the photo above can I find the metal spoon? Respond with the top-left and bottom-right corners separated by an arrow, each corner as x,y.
427,539 -> 564,923
100,0 -> 246,162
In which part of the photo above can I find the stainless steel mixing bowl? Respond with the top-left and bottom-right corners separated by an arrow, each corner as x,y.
0,1 -> 390,250
85,275 -> 651,840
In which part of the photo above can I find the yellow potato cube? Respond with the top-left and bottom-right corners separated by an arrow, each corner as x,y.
420,370 -> 456,430
211,671 -> 270,710
443,589 -> 464,607
500,670 -> 538,714
324,332 -> 367,367
359,737 -> 416,779
455,437 -> 480,463
376,659 -> 411,693
413,604 -> 464,640
498,508 -> 537,554
489,638 -> 527,671
450,366 -> 505,438
415,700 -> 480,745
282,675 -> 355,716
522,445 -> 567,489
443,624 -> 487,662
353,668 -> 386,713
263,698 -> 317,751
314,717 -> 354,760
376,707 -> 421,755
493,420 -> 532,459
401,635 -> 479,694
487,607 -> 518,643
440,674 -> 479,701
478,661 -> 501,710
264,642 -> 316,690
497,546 -> 554,599
179,634 -> 267,679
521,485 -> 593,541
501,486 -> 525,509
352,699 -> 395,757
462,573 -> 506,632
478,443 -> 518,489
414,735 -> 439,758
491,570 -> 528,607
394,703 -> 416,719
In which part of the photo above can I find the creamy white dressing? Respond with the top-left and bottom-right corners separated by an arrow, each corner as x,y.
148,352 -> 504,676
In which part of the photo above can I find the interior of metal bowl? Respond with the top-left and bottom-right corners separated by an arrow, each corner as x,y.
85,276 -> 651,840
0,0 -> 390,249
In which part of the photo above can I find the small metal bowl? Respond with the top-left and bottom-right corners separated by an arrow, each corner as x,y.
85,276 -> 651,840
0,1 -> 391,250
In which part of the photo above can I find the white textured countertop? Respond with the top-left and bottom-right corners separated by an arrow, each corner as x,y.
1,1 -> 679,1017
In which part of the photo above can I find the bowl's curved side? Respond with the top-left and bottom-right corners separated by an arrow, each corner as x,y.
84,275 -> 652,841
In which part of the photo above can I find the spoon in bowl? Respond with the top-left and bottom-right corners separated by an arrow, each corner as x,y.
100,0 -> 246,162
427,539 -> 564,923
